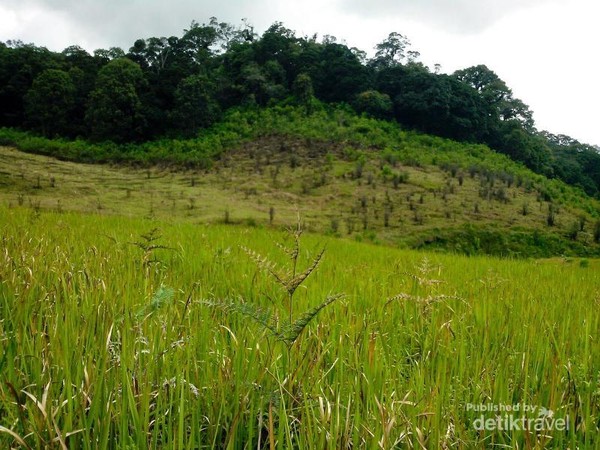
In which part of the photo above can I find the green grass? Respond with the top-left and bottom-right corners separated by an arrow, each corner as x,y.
0,205 -> 598,448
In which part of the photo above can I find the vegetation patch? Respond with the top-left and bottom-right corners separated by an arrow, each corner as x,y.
0,206 -> 597,448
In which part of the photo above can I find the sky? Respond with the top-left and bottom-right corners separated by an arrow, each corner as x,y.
1,0 -> 598,146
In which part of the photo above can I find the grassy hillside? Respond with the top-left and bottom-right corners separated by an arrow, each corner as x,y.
1,105 -> 599,257
0,206 -> 598,448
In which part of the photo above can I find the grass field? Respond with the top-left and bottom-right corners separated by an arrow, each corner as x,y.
0,204 -> 598,449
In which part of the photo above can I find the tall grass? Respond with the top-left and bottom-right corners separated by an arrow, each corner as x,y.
0,206 -> 598,448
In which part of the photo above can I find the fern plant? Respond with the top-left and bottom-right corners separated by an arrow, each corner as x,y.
136,284 -> 175,320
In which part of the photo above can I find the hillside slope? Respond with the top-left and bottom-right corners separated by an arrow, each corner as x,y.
1,108 -> 599,257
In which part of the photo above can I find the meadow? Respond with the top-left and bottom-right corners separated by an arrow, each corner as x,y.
0,205 -> 598,449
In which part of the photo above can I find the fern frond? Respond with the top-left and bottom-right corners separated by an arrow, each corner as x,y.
278,294 -> 342,346
151,285 -> 175,309
137,285 -> 175,318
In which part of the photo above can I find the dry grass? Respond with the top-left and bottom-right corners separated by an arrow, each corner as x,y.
0,143 -> 594,252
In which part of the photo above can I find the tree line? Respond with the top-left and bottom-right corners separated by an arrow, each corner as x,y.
1,18 -> 599,196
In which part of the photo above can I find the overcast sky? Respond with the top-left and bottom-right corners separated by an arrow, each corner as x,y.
1,0 -> 598,146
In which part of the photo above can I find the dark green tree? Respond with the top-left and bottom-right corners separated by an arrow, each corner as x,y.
171,74 -> 220,135
491,121 -> 552,174
255,22 -> 298,79
544,131 -> 600,196
85,58 -> 147,142
371,32 -> 411,68
293,73 -> 315,115
312,43 -> 369,103
180,20 -> 219,65
454,65 -> 533,130
353,90 -> 392,119
25,69 -> 75,136
93,47 -> 125,62
0,41 -> 60,127
62,45 -> 97,73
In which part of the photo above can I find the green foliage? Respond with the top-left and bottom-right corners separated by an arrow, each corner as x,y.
371,31 -> 411,68
353,90 -> 392,119
86,58 -> 148,142
545,131 -> 600,197
277,294 -> 341,345
292,73 -> 315,115
205,294 -> 341,346
136,285 -> 175,319
25,69 -> 76,137
454,64 -> 534,129
594,220 -> 600,243
0,41 -> 61,128
171,74 -> 220,135
415,224 -> 600,258
311,42 -> 370,103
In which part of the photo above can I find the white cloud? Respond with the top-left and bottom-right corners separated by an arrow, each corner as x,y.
0,0 -> 277,51
339,0 -> 561,34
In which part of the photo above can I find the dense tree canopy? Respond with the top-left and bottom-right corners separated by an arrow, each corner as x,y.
25,68 -> 75,136
1,18 -> 599,196
86,58 -> 147,142
171,74 -> 220,135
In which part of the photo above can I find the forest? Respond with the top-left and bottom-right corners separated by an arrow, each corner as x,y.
1,17 -> 599,196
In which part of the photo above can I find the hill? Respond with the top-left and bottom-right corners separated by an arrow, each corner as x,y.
2,20 -> 600,197
2,105 -> 599,257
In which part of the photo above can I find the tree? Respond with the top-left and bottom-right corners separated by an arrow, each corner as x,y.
171,74 -> 220,135
454,64 -> 505,95
393,68 -> 452,134
86,58 -> 147,142
454,65 -> 534,130
129,37 -> 172,74
239,62 -> 269,106
371,32 -> 411,68
444,76 -> 493,142
180,20 -> 219,64
293,73 -> 315,115
25,69 -> 75,136
312,43 -> 369,103
353,90 -> 392,119
127,39 -> 149,68
0,42 -> 60,127
491,121 -> 552,174
60,46 -> 104,136
209,17 -> 256,52
256,22 -> 297,69
62,45 -> 94,69
544,131 -> 600,196
374,64 -> 408,100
